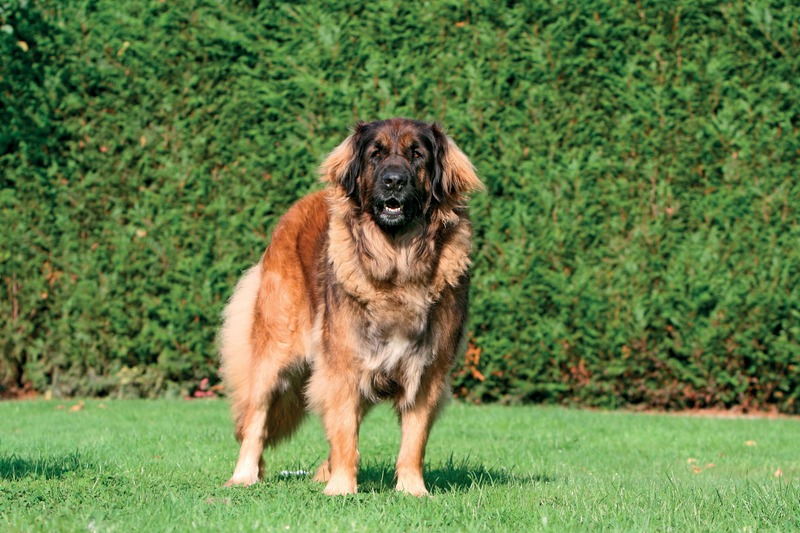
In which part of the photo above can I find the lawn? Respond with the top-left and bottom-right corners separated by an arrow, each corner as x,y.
0,400 -> 797,531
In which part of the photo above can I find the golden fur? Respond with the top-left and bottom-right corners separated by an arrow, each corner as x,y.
219,118 -> 483,495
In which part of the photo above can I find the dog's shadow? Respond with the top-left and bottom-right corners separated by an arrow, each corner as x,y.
276,454 -> 552,494
0,452 -> 91,480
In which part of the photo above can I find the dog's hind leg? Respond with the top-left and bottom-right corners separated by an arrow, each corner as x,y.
226,362 -> 309,486
220,265 -> 268,486
263,364 -> 310,448
222,267 -> 313,486
224,354 -> 278,487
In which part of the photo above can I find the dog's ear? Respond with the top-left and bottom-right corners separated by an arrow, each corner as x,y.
320,121 -> 368,199
431,123 -> 485,202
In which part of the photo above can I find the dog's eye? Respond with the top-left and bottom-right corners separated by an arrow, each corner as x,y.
371,149 -> 381,159
412,149 -> 423,159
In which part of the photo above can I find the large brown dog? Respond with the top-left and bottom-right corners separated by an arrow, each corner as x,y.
219,118 -> 483,496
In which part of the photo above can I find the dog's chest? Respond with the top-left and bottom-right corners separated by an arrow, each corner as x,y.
366,286 -> 430,337
355,287 -> 433,401
366,331 -> 422,374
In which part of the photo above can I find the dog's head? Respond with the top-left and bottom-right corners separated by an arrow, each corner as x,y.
321,118 -> 483,233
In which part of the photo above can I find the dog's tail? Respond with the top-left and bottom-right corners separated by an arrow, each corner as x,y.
219,263 -> 263,438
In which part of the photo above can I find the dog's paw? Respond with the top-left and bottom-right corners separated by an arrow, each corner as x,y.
396,477 -> 429,497
224,473 -> 260,487
312,460 -> 331,483
323,475 -> 357,496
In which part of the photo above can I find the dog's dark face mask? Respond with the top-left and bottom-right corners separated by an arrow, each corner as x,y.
341,119 -> 447,234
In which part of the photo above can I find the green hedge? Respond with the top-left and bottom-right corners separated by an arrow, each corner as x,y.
2,1 -> 798,410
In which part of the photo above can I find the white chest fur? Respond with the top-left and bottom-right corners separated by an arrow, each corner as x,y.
356,328 -> 433,408
362,331 -> 427,373
355,287 -> 434,407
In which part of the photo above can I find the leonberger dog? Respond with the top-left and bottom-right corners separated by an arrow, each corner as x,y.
219,118 -> 483,496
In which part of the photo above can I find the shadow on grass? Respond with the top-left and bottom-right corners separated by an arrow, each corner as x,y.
0,452 -> 91,480
266,454 -> 553,494
356,454 -> 553,494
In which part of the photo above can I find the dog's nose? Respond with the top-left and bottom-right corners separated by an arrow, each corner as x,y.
382,173 -> 407,190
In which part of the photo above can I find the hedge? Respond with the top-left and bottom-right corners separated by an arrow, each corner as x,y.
2,0 -> 799,411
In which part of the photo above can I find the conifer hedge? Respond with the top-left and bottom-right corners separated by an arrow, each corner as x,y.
2,0 -> 798,411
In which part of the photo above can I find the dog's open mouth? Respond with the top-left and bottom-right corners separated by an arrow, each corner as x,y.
373,194 -> 415,230
374,197 -> 407,228
382,198 -> 404,216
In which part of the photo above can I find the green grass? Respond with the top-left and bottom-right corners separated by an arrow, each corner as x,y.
0,400 -> 798,531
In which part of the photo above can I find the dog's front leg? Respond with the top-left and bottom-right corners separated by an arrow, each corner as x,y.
321,385 -> 362,495
308,360 -> 363,495
395,369 -> 450,497
395,409 -> 433,496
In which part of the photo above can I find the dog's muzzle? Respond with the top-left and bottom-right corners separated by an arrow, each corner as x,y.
373,168 -> 414,229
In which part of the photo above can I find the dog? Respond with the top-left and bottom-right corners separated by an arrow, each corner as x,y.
219,118 -> 483,496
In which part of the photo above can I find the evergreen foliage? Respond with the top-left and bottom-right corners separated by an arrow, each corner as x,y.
2,1 -> 798,410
